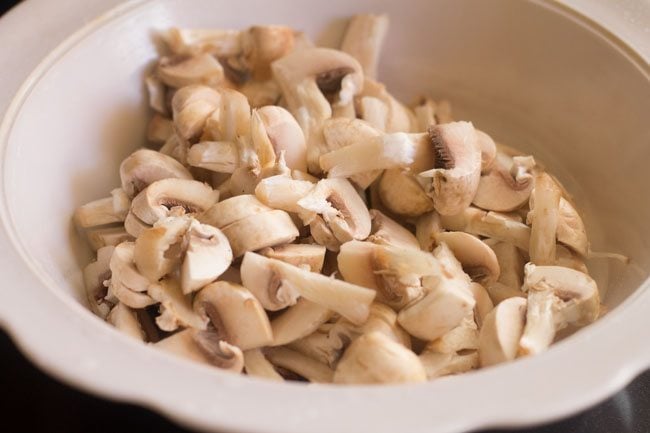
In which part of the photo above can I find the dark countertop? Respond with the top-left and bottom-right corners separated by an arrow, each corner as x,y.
1,1 -> 649,432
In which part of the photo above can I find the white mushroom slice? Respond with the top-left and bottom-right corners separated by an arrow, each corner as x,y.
239,26 -> 296,81
251,106 -> 307,172
555,244 -> 589,273
557,197 -> 589,256
378,169 -> 435,217
171,85 -> 221,141
265,347 -> 334,383
397,279 -> 476,341
241,252 -> 376,324
309,216 -> 341,252
131,178 -> 219,225
425,315 -> 479,354
260,244 -> 326,273
158,53 -> 224,89
488,240 -> 525,293
86,226 -> 132,251
271,47 -> 363,173
148,278 -> 208,332
239,79 -> 281,108
145,75 -> 167,114
436,231 -> 500,286
221,209 -> 299,258
187,141 -> 239,173
361,303 -> 411,348
415,211 -> 442,251
434,100 -> 454,124
201,88 -> 251,143
418,121 -> 482,215
518,264 -> 600,355
472,152 -> 534,212
159,134 -> 189,165
147,114 -> 174,143
73,188 -> 131,228
440,207 -> 531,251
119,148 -> 193,198
110,242 -> 150,294
254,175 -> 314,213
297,178 -> 371,246
106,303 -> 145,341
109,279 -> 155,309
358,96 -> 389,131
155,329 -> 214,365
83,245 -> 115,318
478,296 -> 527,367
475,129 -> 497,172
271,299 -> 333,346
419,351 -> 479,379
200,194 -> 270,228
134,216 -> 192,282
367,209 -> 420,249
333,332 -> 426,384
243,349 -> 283,381
469,282 -> 494,327
124,211 -> 151,238
355,78 -> 415,133
288,326 -> 348,367
340,14 -> 389,79
413,97 -> 437,131
486,282 -> 526,305
165,28 -> 242,57
181,220 -> 233,293
193,281 -> 273,350
528,173 -> 561,265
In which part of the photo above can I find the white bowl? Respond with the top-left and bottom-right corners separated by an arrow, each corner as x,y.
1,1 -> 649,432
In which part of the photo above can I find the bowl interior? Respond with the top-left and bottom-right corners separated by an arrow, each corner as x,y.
3,0 -> 649,376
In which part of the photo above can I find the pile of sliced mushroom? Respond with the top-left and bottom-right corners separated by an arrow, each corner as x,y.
76,14 -> 608,385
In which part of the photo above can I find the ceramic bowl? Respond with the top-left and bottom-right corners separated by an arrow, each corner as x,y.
0,1 -> 649,432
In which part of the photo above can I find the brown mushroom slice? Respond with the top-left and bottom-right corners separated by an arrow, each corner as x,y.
109,242 -> 155,309
475,129 -> 497,172
171,85 -> 221,141
270,299 -> 333,346
271,47 -> 363,173
557,197 -> 589,256
297,178 -> 371,247
478,296 -> 527,367
134,216 -> 192,282
200,194 -> 270,228
260,244 -> 326,273
131,178 -> 219,225
86,226 -> 132,252
221,209 -> 299,258
415,211 -> 442,252
518,264 -> 600,356
254,175 -> 314,214
194,281 -> 273,350
181,220 -> 233,293
436,231 -> 500,286
147,114 -> 174,144
113,152 -> 198,212
419,351 -> 479,379
472,152 -> 534,212
157,53 -> 225,89
83,246 -> 116,318
165,28 -> 242,57
73,188 -> 131,228
528,173 -> 561,265
241,252 -> 376,324
340,14 -> 389,79
265,347 -> 334,383
251,106 -> 307,172
418,122 -> 482,215
106,303 -> 145,341
148,278 -> 208,332
333,332 -> 426,384
243,349 -> 283,381
187,141 -> 239,173
469,282 -> 494,327
367,209 -> 420,249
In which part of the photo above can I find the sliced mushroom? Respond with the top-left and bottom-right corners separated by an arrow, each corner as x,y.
340,14 -> 389,79
270,298 -> 333,346
418,121 -> 482,216
83,245 -> 115,318
109,242 -> 155,309
243,349 -> 283,381
254,175 -> 314,214
487,240 -> 525,296
221,209 -> 299,258
157,53 -> 225,88
145,75 -> 167,114
239,26 -> 295,81
557,197 -> 589,256
413,97 -> 437,131
165,28 -> 242,57
419,351 -> 479,379
251,105 -> 307,172
528,173 -> 561,265
435,231 -> 500,286
106,303 -> 145,341
200,194 -> 270,228
415,211 -> 442,251
124,211 -> 151,238
472,152 -> 534,212
333,332 -> 426,384
201,88 -> 251,143
518,264 -> 600,356
187,141 -> 239,173
425,315 -> 479,354
475,129 -> 497,172
297,178 -> 371,248
265,347 -> 334,383
469,282 -> 494,327
134,216 -> 192,282
288,325 -> 349,367
260,244 -> 326,273
85,226 -> 132,251
148,278 -> 208,332
73,188 -> 131,228
555,244 -> 589,273
194,281 -> 273,350
367,209 -> 420,249
171,85 -> 221,141
478,296 -> 527,367
131,178 -> 219,225
181,219 -> 233,293
241,252 -> 376,324
147,114 -> 175,144
355,78 -> 415,133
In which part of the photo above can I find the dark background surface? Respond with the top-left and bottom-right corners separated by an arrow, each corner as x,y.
1,1 -> 649,432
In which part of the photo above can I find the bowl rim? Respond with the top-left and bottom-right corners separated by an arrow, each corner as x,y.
0,1 -> 649,432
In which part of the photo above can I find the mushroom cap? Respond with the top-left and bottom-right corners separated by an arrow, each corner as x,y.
131,178 -> 219,225
119,149 -> 193,198
333,332 -> 426,384
472,152 -> 534,212
200,194 -> 271,228
418,121 -> 482,215
181,220 -> 233,293
478,296 -> 527,367
193,281 -> 273,350
436,231 -> 500,286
